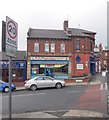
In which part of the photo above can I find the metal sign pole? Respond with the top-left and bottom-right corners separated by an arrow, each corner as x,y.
9,56 -> 12,119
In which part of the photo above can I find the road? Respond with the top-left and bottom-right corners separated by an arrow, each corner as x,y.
2,83 -> 107,117
2,85 -> 87,114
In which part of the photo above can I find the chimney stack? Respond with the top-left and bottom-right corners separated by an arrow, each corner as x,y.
63,20 -> 68,31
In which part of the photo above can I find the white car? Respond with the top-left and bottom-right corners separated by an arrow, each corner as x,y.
24,76 -> 66,91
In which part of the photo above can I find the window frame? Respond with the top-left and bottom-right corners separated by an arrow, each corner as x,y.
61,42 -> 65,53
50,43 -> 55,53
76,39 -> 80,50
45,43 -> 49,53
34,43 -> 39,52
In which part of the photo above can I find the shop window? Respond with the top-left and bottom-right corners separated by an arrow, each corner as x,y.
39,65 -> 45,74
76,39 -> 80,50
31,64 -> 40,75
34,43 -> 39,52
17,69 -> 24,79
12,69 -> 17,80
45,43 -> 49,53
51,43 -> 55,53
61,42 -> 65,53
55,64 -> 68,75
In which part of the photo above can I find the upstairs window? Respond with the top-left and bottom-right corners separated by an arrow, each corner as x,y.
61,42 -> 65,53
34,43 -> 39,52
51,43 -> 55,53
90,41 -> 93,51
45,43 -> 49,53
76,39 -> 80,50
105,52 -> 108,56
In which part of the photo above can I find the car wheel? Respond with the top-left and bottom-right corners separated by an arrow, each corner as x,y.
30,84 -> 37,91
55,83 -> 62,89
4,87 -> 9,92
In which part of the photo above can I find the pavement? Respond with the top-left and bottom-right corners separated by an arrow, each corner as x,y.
2,73 -> 109,119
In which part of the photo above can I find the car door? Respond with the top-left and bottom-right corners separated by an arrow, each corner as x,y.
35,76 -> 46,88
43,76 -> 55,87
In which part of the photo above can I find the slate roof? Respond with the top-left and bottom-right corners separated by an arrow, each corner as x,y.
27,28 -> 96,39
27,28 -> 69,39
68,28 -> 96,37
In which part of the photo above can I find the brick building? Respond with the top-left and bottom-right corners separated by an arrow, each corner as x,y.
27,21 -> 96,79
1,51 -> 27,82
102,46 -> 109,71
94,45 -> 101,73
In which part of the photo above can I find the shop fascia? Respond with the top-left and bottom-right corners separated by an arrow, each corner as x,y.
30,57 -> 69,61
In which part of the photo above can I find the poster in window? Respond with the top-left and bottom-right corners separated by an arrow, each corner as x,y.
76,63 -> 83,70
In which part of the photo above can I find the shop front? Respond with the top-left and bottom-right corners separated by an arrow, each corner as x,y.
90,56 -> 96,75
2,60 -> 26,82
30,57 -> 69,79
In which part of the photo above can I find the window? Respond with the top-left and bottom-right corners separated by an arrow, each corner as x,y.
36,77 -> 44,80
17,69 -> 24,79
90,41 -> 93,51
51,43 -> 55,53
104,60 -> 107,65
45,43 -> 49,53
105,52 -> 107,56
34,43 -> 39,52
76,39 -> 80,50
61,42 -> 65,53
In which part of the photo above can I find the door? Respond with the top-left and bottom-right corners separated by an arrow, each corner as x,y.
2,70 -> 9,82
43,76 -> 55,87
34,76 -> 46,88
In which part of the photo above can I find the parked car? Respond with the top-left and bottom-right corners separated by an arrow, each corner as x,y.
0,80 -> 16,92
24,76 -> 66,91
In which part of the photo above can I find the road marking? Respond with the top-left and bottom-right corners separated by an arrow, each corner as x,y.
100,84 -> 103,90
105,83 -> 107,89
100,83 -> 107,90
66,89 -> 101,93
2,93 -> 45,98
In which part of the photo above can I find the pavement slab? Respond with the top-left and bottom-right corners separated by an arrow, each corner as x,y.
63,109 -> 105,117
3,111 -> 58,118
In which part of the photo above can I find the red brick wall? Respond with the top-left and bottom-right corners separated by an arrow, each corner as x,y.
71,54 -> 90,77
27,35 -> 95,77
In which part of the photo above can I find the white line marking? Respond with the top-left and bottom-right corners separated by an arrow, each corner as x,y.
2,93 -> 45,98
105,83 -> 107,89
100,84 -> 103,90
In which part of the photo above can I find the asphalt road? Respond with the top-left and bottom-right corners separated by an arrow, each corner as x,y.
2,85 -> 88,115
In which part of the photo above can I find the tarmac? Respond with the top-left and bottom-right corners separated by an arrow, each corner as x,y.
2,73 -> 109,119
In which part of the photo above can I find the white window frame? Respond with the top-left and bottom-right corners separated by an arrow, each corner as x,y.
61,42 -> 65,53
34,43 -> 39,52
45,43 -> 49,53
51,43 -> 55,53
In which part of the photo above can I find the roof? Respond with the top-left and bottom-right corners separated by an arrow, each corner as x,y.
27,28 -> 96,39
0,51 -> 27,60
68,28 -> 96,37
27,28 -> 70,39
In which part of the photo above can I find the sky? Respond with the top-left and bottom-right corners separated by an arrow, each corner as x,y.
0,0 -> 108,51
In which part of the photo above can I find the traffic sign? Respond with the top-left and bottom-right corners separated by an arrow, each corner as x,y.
6,16 -> 18,57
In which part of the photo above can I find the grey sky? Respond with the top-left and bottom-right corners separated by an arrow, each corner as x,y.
0,0 -> 108,51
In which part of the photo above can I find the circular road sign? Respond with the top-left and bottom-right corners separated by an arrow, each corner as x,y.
7,20 -> 17,39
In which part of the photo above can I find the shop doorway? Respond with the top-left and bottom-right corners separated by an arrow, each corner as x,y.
45,67 -> 55,78
2,69 -> 9,82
